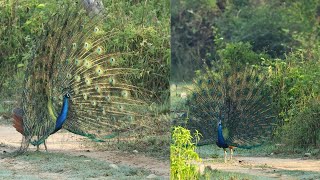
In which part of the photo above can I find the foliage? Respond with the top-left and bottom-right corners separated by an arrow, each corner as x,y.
278,100 -> 320,149
170,126 -> 201,180
171,0 -> 320,82
171,0 -> 218,81
217,41 -> 269,66
216,1 -> 294,58
0,0 -> 67,93
101,0 -> 170,103
269,58 -> 320,124
281,0 -> 320,61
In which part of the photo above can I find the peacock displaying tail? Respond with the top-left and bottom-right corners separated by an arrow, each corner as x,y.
12,1 -> 165,152
185,61 -> 276,162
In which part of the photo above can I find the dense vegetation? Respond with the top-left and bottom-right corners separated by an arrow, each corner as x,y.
172,0 -> 320,153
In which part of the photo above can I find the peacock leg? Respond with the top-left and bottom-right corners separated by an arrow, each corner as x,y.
223,148 -> 227,163
230,148 -> 233,160
36,134 -> 40,151
44,140 -> 48,152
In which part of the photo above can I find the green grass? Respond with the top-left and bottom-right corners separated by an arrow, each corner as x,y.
96,135 -> 170,159
270,169 -> 320,180
0,151 -> 163,180
202,169 -> 320,180
196,143 -> 320,160
0,102 -> 12,126
200,169 -> 272,180
170,82 -> 191,111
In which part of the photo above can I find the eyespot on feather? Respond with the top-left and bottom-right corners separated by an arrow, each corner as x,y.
74,59 -> 82,66
96,46 -> 103,54
108,77 -> 115,86
84,42 -> 92,50
84,59 -> 92,69
95,85 -> 102,93
95,66 -> 103,76
72,43 -> 77,49
121,90 -> 130,98
83,93 -> 88,100
74,75 -> 81,82
109,57 -> 115,65
84,75 -> 92,86
94,27 -> 99,33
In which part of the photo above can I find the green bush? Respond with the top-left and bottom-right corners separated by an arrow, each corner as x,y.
217,42 -> 269,66
170,126 -> 201,180
268,52 -> 320,149
216,1 -> 294,58
269,58 -> 320,125
279,100 -> 320,149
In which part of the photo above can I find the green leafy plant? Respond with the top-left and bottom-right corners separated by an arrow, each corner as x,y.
279,100 -> 320,149
170,126 -> 202,180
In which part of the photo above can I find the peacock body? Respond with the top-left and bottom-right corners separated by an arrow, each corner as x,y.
186,62 -> 276,162
13,2 -> 163,152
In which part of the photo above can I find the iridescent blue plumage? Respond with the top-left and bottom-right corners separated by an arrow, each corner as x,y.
52,93 -> 70,134
216,121 -> 228,149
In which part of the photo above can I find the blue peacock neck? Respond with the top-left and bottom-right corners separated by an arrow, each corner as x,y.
31,94 -> 70,145
217,120 -> 228,148
53,94 -> 70,133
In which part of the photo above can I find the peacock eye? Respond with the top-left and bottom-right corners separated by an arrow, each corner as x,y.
110,57 -> 115,63
96,47 -> 103,54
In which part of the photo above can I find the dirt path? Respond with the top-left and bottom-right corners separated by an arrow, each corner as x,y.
200,157 -> 320,179
0,125 -> 169,179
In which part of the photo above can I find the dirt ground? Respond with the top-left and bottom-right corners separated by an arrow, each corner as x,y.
0,122 -> 169,179
198,156 -> 320,179
2,116 -> 320,179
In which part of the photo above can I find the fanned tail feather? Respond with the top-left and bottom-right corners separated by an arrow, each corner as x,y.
185,62 -> 277,147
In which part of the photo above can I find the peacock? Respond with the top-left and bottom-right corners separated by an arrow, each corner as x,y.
185,61 -> 276,163
12,1 -> 163,152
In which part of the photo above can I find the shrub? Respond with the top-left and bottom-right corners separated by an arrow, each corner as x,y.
279,100 -> 320,149
170,126 -> 201,180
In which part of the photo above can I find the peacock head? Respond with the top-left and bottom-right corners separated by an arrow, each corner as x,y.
64,92 -> 71,99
